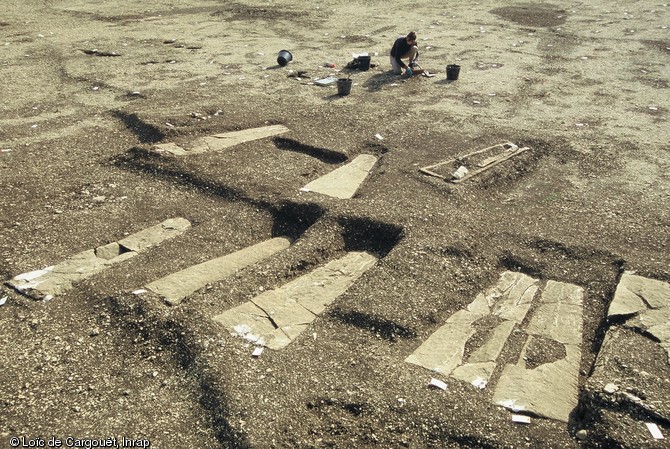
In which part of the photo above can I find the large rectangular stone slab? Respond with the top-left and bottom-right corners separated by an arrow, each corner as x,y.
405,271 -> 539,377
154,125 -> 290,155
493,280 -> 584,422
608,274 -> 670,363
405,310 -> 483,375
7,218 -> 191,299
493,345 -> 582,422
301,154 -> 377,199
147,237 -> 290,306
212,251 -> 378,350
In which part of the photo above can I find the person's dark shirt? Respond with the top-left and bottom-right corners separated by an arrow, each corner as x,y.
390,36 -> 414,69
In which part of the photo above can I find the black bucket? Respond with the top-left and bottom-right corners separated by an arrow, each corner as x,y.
446,64 -> 461,80
337,78 -> 352,96
277,49 -> 293,66
356,55 -> 371,71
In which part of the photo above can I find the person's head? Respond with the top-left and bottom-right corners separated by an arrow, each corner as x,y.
406,31 -> 417,45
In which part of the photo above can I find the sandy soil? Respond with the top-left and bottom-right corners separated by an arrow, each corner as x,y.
1,0 -> 669,448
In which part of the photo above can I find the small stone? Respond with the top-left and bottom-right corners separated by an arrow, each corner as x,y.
604,383 -> 619,394
89,328 -> 100,337
576,429 -> 588,440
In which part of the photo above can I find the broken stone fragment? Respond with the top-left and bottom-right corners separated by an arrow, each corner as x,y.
452,165 -> 468,180
604,383 -> 619,394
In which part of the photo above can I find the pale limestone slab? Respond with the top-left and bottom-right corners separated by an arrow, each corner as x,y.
252,294 -> 316,328
608,275 -> 670,363
118,217 -> 191,252
213,251 -> 377,349
451,362 -> 496,387
609,273 -> 670,317
492,281 -> 584,422
493,345 -> 582,422
213,302 -> 275,341
405,310 -> 483,375
147,237 -> 290,306
491,271 -> 539,323
406,271 -> 540,377
301,154 -> 377,199
7,218 -> 191,299
525,281 -> 584,346
154,125 -> 289,155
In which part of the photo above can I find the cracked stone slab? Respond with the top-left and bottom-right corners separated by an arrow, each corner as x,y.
525,280 -> 584,346
212,251 -> 377,350
6,218 -> 191,299
492,281 -> 584,422
153,125 -> 289,155
146,237 -> 291,306
405,271 -> 538,376
607,273 -> 670,363
608,272 -> 670,317
493,345 -> 582,422
300,154 -> 377,199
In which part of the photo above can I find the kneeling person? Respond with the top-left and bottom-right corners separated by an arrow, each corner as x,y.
390,31 -> 419,75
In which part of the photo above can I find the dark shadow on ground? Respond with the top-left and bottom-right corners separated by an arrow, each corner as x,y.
434,79 -> 457,85
329,307 -> 417,341
362,71 -> 401,92
273,137 -> 347,164
110,147 -> 323,240
111,110 -> 165,143
108,297 -> 250,449
338,216 -> 404,258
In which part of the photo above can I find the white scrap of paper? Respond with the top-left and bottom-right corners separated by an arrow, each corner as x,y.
512,414 -> 531,424
251,347 -> 264,357
132,289 -> 147,295
646,423 -> 664,440
0,296 -> 7,306
429,378 -> 447,390
471,377 -> 487,389
374,133 -> 384,140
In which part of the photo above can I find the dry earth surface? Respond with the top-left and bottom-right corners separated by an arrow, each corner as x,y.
1,0 -> 669,448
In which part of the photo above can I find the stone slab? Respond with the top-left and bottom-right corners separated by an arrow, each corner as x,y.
613,275 -> 670,363
451,362 -> 496,388
117,217 -> 191,252
405,271 -> 539,377
154,125 -> 290,155
493,345 -> 581,422
301,154 -> 377,199
526,280 -> 584,346
405,309 -> 483,375
492,281 -> 584,422
213,251 -> 377,349
7,218 -> 191,299
491,271 -> 539,323
147,237 -> 291,306
609,273 -> 670,317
